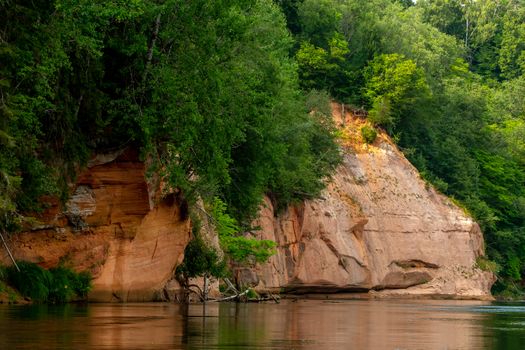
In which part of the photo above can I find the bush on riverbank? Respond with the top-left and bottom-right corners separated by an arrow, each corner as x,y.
2,262 -> 92,303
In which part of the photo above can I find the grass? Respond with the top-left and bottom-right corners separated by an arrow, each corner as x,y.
0,265 -> 22,304
475,257 -> 500,274
4,261 -> 92,303
361,125 -> 378,144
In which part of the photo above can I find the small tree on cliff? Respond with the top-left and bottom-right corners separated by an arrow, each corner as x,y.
176,197 -> 276,302
210,197 -> 276,265
175,233 -> 226,302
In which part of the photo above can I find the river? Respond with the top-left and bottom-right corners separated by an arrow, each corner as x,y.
0,299 -> 524,349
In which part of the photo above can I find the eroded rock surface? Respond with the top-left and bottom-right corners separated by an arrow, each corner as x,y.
0,149 -> 191,302
0,105 -> 495,301
247,105 -> 495,299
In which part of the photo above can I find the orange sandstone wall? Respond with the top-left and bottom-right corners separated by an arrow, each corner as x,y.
0,104 -> 495,301
0,149 -> 191,302
244,104 -> 495,299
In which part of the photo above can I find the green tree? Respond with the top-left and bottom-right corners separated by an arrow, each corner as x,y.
363,53 -> 429,128
296,0 -> 339,47
210,197 -> 276,265
499,4 -> 525,79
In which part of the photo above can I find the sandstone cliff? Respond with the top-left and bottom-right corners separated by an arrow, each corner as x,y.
243,104 -> 495,299
0,106 -> 495,301
0,149 -> 191,302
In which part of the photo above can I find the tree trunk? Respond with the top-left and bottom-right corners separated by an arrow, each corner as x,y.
203,274 -> 209,302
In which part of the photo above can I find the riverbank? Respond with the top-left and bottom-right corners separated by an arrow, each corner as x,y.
279,291 -> 495,302
0,282 -> 25,304
0,262 -> 91,304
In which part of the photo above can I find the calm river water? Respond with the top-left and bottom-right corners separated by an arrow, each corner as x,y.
0,299 -> 524,349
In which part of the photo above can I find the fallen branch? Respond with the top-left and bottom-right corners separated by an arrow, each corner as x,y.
212,289 -> 250,302
223,278 -> 239,294
269,293 -> 280,304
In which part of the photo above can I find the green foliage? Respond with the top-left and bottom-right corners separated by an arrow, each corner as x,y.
246,288 -> 259,299
418,0 -> 525,80
275,0 -> 303,34
296,42 -> 332,89
0,0 -> 144,227
72,271 -> 93,299
2,0 -> 524,296
463,196 -> 498,233
0,0 -> 340,233
5,261 -> 92,303
363,53 -> 429,127
177,196 -> 276,281
475,257 -> 500,274
47,266 -> 76,303
176,236 -> 226,280
475,152 -> 525,225
368,96 -> 393,128
0,269 -> 20,302
7,262 -> 52,302
221,236 -> 277,265
360,126 -> 377,144
304,90 -> 332,118
210,197 -> 276,265
282,0 -> 525,294
297,0 -> 339,47
507,255 -> 522,281
497,5 -> 525,80
492,280 -> 525,300
47,267 -> 93,303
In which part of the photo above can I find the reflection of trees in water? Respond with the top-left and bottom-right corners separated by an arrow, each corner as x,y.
1,301 -> 525,349
182,300 -> 497,349
481,303 -> 525,350
0,304 -> 91,349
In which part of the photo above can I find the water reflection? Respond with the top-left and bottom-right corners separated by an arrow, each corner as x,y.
0,299 -> 524,349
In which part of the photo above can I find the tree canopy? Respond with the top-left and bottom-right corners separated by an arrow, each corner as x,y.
0,0 -> 340,225
2,0 -> 525,296
278,0 -> 525,296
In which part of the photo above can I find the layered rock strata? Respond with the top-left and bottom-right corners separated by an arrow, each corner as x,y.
245,105 -> 494,299
0,105 -> 495,301
0,149 -> 191,302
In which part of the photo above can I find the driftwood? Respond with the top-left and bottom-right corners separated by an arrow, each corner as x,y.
175,276 -> 280,304
213,278 -> 280,303
212,289 -> 250,302
223,278 -> 239,294
268,293 -> 280,304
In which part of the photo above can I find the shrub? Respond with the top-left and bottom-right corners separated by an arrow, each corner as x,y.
368,96 -> 394,127
176,236 -> 227,279
246,288 -> 259,299
475,257 -> 500,273
6,262 -> 92,303
48,267 -> 76,303
7,261 -> 52,302
211,197 -> 276,265
72,271 -> 93,298
361,125 -> 377,144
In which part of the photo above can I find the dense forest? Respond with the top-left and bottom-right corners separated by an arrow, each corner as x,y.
1,0 -> 524,296
279,0 -> 525,295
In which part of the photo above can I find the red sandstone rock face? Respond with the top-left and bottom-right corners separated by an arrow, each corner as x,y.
0,106 -> 495,301
248,105 -> 495,299
0,149 -> 191,302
